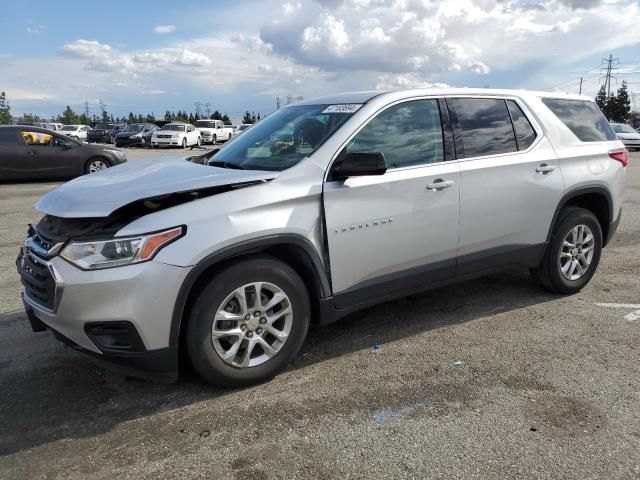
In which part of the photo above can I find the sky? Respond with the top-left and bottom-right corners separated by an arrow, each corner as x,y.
1,0 -> 640,120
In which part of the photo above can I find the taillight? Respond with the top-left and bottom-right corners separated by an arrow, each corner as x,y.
609,148 -> 628,167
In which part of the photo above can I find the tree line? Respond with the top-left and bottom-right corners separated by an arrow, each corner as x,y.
0,92 -> 261,126
595,80 -> 631,123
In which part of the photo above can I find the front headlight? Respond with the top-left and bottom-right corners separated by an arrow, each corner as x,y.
60,227 -> 184,270
130,134 -> 141,139
104,148 -> 126,158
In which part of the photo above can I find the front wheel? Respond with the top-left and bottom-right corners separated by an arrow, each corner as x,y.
531,207 -> 602,294
181,138 -> 187,149
186,256 -> 310,387
85,157 -> 110,174
196,136 -> 201,147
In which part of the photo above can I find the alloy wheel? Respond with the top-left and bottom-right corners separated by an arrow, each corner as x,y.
559,224 -> 595,281
211,282 -> 293,368
88,159 -> 108,173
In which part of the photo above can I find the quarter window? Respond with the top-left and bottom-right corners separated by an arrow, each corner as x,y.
541,98 -> 617,142
452,98 -> 517,157
346,99 -> 444,168
506,100 -> 537,150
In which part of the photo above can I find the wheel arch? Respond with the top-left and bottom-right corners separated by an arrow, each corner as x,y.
169,235 -> 331,347
547,186 -> 613,246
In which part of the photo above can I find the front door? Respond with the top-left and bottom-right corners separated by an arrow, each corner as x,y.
323,98 -> 461,308
19,130 -> 78,179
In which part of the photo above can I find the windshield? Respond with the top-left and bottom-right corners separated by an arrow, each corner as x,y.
210,105 -> 355,171
163,124 -> 186,131
195,121 -> 216,128
60,126 -> 76,131
122,124 -> 144,133
612,124 -> 636,134
95,123 -> 113,130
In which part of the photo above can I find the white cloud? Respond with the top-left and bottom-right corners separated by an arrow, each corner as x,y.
261,0 -> 640,78
63,39 -> 211,74
376,73 -> 450,90
154,25 -> 176,34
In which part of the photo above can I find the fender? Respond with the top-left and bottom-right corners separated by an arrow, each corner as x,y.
546,185 -> 613,245
168,234 -> 331,346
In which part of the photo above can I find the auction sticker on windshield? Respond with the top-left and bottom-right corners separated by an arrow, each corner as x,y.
322,104 -> 363,114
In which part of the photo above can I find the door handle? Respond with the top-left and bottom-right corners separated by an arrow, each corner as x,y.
536,163 -> 556,174
426,179 -> 455,191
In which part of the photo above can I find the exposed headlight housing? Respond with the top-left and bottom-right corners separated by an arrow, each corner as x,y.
61,227 -> 184,270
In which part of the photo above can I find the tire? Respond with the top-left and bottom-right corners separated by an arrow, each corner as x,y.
84,157 -> 111,174
181,138 -> 187,149
531,207 -> 602,294
186,256 -> 310,387
212,135 -> 217,145
196,136 -> 201,147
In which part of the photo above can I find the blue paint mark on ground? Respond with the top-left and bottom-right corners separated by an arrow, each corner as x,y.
373,401 -> 426,423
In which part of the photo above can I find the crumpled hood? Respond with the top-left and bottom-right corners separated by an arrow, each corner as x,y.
36,158 -> 279,218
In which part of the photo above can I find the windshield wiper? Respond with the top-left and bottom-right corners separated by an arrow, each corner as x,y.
208,160 -> 246,170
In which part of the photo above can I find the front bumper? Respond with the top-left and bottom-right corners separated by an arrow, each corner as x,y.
115,136 -> 146,147
151,138 -> 181,146
621,139 -> 640,149
18,252 -> 191,380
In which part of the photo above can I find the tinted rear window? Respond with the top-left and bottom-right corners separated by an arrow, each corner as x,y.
506,100 -> 537,150
542,98 -> 616,142
452,98 -> 517,157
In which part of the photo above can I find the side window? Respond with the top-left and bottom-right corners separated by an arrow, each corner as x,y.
346,99 -> 444,169
541,98 -> 617,142
20,130 -> 53,146
506,100 -> 537,150
0,129 -> 19,145
452,98 -> 517,157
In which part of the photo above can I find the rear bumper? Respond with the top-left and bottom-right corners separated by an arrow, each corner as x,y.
605,207 -> 622,247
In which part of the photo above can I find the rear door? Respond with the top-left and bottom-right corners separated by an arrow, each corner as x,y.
323,98 -> 461,306
449,97 -> 564,273
0,129 -> 28,180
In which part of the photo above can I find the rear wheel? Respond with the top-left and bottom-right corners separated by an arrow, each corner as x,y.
186,256 -> 310,387
85,157 -> 110,174
531,207 -> 602,294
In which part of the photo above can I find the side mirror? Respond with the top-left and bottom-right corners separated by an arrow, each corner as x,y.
331,152 -> 387,181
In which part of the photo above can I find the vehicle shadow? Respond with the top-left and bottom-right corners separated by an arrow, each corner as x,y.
0,269 -> 559,457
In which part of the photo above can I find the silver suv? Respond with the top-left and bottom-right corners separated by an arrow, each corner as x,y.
18,89 -> 627,386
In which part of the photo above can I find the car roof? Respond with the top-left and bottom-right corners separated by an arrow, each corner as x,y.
290,87 -> 594,107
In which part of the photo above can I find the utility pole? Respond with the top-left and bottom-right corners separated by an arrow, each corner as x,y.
276,96 -> 281,110
205,102 -> 211,117
98,99 -> 107,120
579,77 -> 583,95
84,101 -> 90,118
194,102 -> 201,118
600,54 -> 619,97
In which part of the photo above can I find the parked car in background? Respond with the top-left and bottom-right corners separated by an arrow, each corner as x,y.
611,123 -> 640,151
52,123 -> 64,131
194,119 -> 232,144
233,124 -> 252,138
16,88 -> 626,387
0,126 -> 126,180
228,125 -> 239,136
87,122 -> 125,144
115,123 -> 159,148
151,122 -> 201,148
59,125 -> 91,141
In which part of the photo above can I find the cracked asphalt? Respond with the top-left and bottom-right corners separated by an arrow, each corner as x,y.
1,149 -> 639,480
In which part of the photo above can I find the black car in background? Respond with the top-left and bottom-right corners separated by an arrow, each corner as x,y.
114,123 -> 159,148
86,122 -> 126,144
0,126 -> 127,181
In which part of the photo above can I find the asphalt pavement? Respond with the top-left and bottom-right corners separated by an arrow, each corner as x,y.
1,148 -> 639,480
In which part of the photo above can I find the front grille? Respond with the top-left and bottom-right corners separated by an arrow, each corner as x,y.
17,253 -> 56,310
157,134 -> 173,139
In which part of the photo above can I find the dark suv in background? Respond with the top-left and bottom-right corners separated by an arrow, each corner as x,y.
114,123 -> 159,148
86,122 -> 126,144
